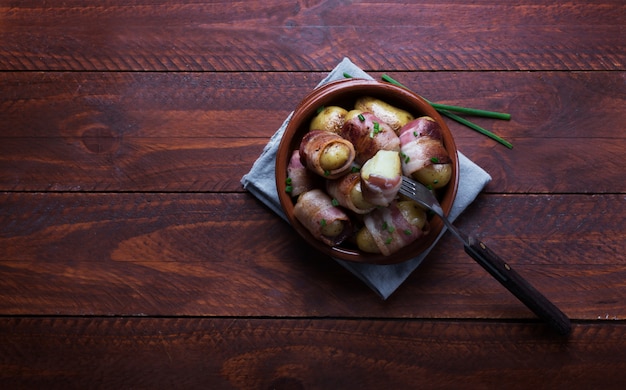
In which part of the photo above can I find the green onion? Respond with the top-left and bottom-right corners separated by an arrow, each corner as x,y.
320,219 -> 327,226
430,157 -> 439,163
324,170 -> 330,176
358,113 -> 365,122
331,198 -> 339,206
285,185 -> 293,193
431,103 -> 511,120
381,74 -> 513,149
343,72 -> 353,78
316,106 -> 325,114
439,109 -> 514,149
285,177 -> 292,184
382,221 -> 388,230
385,237 -> 393,245
404,229 -> 412,235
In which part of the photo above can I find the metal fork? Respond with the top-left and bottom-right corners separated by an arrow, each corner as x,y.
399,175 -> 571,336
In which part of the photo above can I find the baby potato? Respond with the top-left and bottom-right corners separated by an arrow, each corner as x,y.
355,96 -> 414,133
396,200 -> 428,230
412,163 -> 452,189
349,182 -> 375,211
343,109 -> 364,123
356,226 -> 381,254
309,106 -> 348,134
319,143 -> 352,171
320,219 -> 345,237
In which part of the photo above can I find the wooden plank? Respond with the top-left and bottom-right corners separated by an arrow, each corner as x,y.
1,193 -> 624,318
3,71 -> 625,139
1,135 -> 625,193
1,317 -> 625,388
1,1 -> 624,71
2,71 -> 625,193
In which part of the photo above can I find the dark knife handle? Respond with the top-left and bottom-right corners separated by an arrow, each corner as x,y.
464,237 -> 571,336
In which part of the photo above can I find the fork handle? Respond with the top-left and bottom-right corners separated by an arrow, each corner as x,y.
464,237 -> 572,336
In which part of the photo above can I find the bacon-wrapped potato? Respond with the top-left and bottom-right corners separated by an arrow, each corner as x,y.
293,189 -> 352,246
357,200 -> 429,255
299,130 -> 356,179
286,150 -> 316,197
360,149 -> 402,207
355,96 -> 414,134
340,111 -> 400,165
326,172 -> 375,214
398,116 -> 452,189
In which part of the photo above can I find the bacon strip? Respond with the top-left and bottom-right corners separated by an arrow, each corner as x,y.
326,172 -> 375,214
363,201 -> 427,256
287,150 -> 316,197
299,130 -> 356,179
340,112 -> 400,165
399,116 -> 450,177
293,189 -> 352,246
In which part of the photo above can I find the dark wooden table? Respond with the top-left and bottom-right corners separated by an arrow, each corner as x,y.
2,1 -> 626,388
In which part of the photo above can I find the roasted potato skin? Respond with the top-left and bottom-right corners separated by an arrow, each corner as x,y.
309,106 -> 348,134
396,200 -> 428,230
355,96 -> 414,134
319,143 -> 352,171
412,163 -> 452,189
356,226 -> 381,253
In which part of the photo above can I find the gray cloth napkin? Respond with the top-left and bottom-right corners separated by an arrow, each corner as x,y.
241,57 -> 492,299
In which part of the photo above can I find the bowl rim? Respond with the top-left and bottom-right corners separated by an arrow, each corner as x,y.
275,78 -> 459,264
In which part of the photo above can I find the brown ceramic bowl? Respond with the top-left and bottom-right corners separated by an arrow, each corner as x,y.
276,78 -> 459,264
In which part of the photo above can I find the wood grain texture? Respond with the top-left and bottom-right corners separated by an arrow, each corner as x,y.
2,0 -> 625,385
1,193 -> 624,319
1,0 -> 624,72
2,71 -> 625,193
1,317 -> 625,389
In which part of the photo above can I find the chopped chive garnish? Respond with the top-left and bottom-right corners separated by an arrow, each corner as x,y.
316,105 -> 325,114
343,72 -> 353,78
324,170 -> 330,176
285,177 -> 292,184
385,237 -> 393,245
430,157 -> 440,163
413,131 -> 418,137
433,179 -> 439,184
382,221 -> 388,230
380,74 -> 513,148
285,185 -> 293,193
387,225 -> 395,233
331,198 -> 339,206
320,219 -> 327,226
358,113 -> 365,122
373,121 -> 380,132
404,229 -> 412,235
351,166 -> 360,173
